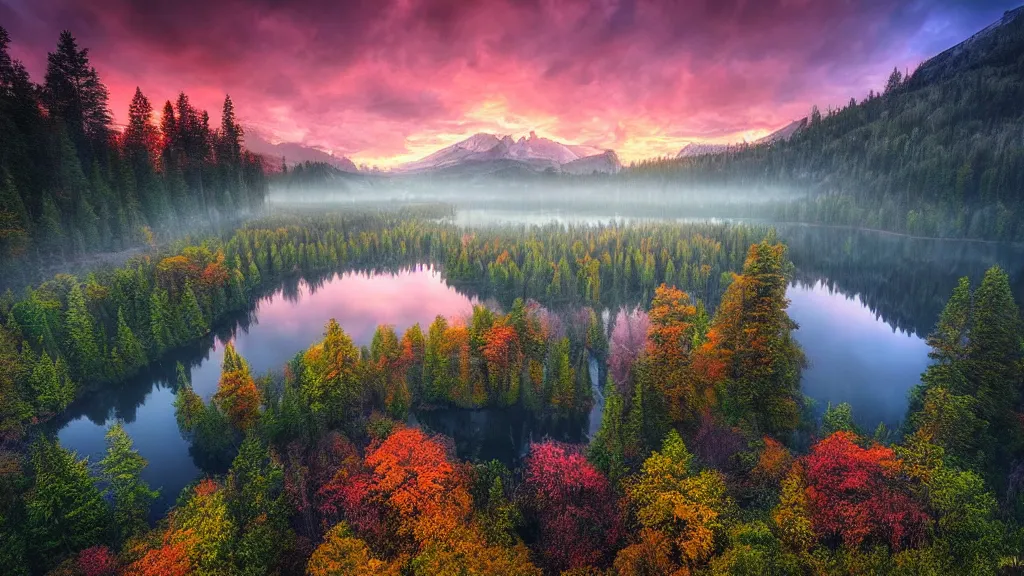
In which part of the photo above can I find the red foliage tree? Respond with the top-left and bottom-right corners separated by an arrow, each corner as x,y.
523,441 -> 623,572
317,433 -> 384,543
803,432 -> 928,550
77,545 -> 116,576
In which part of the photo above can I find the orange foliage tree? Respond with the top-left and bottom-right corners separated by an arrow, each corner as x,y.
696,241 -> 805,437
363,427 -> 471,543
212,342 -> 260,431
482,322 -> 523,406
646,284 -> 705,424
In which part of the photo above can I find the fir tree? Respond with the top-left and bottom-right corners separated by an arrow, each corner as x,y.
99,422 -> 157,544
26,436 -> 109,569
114,307 -> 146,377
64,282 -> 100,376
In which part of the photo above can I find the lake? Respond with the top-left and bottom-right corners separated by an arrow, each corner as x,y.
56,220 -> 1024,513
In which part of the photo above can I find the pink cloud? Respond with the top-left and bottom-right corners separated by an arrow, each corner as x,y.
2,0 -> 1018,165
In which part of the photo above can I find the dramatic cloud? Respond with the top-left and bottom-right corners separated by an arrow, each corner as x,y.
2,0 -> 1019,166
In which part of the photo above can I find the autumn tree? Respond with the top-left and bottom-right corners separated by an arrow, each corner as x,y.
620,430 -> 734,572
363,427 -> 471,543
308,522 -> 397,576
523,441 -> 622,572
701,241 -> 805,437
482,321 -> 523,406
646,284 -> 704,423
212,342 -> 260,431
804,432 -> 928,550
369,324 -> 410,419
772,462 -> 815,555
168,479 -> 235,576
608,307 -> 649,396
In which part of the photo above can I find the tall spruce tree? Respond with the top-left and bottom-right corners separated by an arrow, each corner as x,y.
99,422 -> 157,544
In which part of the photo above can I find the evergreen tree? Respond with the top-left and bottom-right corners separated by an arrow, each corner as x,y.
29,352 -> 75,415
149,288 -> 174,353
114,307 -> 146,377
588,377 -> 626,484
99,422 -> 157,544
25,436 -> 109,570
966,266 -> 1022,478
179,282 -> 208,341
41,31 -> 111,166
64,281 -> 101,376
174,363 -> 205,436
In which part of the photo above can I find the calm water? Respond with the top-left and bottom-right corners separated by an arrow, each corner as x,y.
56,219 -> 1024,512
787,281 -> 932,430
59,266 -> 477,514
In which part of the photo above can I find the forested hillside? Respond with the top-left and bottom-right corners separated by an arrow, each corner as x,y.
0,28 -> 268,280
628,6 -> 1024,241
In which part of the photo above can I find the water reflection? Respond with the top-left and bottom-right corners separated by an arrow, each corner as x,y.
57,267 -> 477,513
787,281 -> 932,431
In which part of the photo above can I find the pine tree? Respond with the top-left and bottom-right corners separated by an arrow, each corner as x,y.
178,282 -> 208,341
26,436 -> 109,569
114,307 -> 146,377
64,282 -> 101,376
29,352 -> 75,415
41,31 -> 111,165
149,288 -> 174,353
0,172 -> 30,259
966,266 -> 1022,478
99,422 -> 157,544
173,363 -> 204,436
588,376 -> 626,484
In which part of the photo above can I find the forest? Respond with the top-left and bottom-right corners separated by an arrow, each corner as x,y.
0,202 -> 1022,574
0,27 -> 268,288
625,8 -> 1024,241
1,17 -> 1024,576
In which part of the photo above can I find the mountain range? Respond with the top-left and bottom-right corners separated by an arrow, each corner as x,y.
394,131 -> 620,175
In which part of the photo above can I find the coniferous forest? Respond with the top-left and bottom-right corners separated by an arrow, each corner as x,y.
0,28 -> 267,287
2,9 -> 1024,576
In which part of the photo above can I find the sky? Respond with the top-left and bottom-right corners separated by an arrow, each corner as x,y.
2,0 -> 1021,167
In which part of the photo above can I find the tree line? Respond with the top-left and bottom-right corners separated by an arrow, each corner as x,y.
624,10 -> 1024,241
0,27 -> 268,284
0,210 -> 769,444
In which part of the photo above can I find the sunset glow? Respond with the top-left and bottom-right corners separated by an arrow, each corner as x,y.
3,0 -> 1017,166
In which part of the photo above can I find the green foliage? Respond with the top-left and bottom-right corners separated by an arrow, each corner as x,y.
25,437 -> 109,570
99,422 -> 158,544
822,402 -> 859,436
588,377 -> 627,485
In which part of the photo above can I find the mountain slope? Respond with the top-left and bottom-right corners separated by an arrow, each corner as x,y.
675,118 -> 807,158
244,128 -> 358,172
631,5 -> 1024,241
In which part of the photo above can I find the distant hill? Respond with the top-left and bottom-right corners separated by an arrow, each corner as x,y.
676,143 -> 730,158
632,5 -> 1024,241
396,131 -> 619,174
675,118 -> 807,158
243,128 -> 358,172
